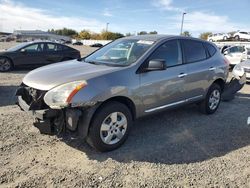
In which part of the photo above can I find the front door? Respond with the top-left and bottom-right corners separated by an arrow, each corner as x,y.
16,43 -> 46,66
139,39 -> 188,112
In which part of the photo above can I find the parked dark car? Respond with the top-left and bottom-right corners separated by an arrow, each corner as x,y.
72,41 -> 83,46
0,41 -> 81,72
90,43 -> 103,47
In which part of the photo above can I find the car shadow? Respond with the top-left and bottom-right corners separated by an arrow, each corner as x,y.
63,94 -> 250,165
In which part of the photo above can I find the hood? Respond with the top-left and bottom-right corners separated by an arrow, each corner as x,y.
23,60 -> 121,90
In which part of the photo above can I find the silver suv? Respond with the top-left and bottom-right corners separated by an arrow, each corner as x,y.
17,35 -> 229,151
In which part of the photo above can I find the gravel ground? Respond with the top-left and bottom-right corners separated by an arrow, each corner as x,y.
0,42 -> 250,187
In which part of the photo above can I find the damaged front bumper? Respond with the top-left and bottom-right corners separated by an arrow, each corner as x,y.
17,95 -> 61,135
16,85 -> 98,138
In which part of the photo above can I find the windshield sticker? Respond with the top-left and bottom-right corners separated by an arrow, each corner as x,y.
137,40 -> 154,45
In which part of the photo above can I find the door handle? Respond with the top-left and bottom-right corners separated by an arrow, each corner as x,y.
209,67 -> 216,71
178,73 -> 187,78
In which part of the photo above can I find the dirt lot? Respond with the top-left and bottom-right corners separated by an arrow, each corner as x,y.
0,42 -> 250,187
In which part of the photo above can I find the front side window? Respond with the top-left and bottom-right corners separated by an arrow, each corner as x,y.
148,40 -> 182,67
85,39 -> 154,66
182,40 -> 207,63
23,43 -> 44,52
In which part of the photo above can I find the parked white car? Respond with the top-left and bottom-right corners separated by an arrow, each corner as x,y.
233,31 -> 250,41
207,33 -> 230,42
233,60 -> 250,82
223,46 -> 247,65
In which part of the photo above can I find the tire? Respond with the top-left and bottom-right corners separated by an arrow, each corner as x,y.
223,36 -> 228,41
87,101 -> 132,152
199,83 -> 222,114
235,35 -> 240,41
0,57 -> 13,72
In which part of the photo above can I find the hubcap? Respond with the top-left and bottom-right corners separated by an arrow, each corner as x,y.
100,112 -> 127,145
0,58 -> 11,71
209,89 -> 220,110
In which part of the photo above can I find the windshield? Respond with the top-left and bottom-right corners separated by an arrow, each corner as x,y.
84,39 -> 154,66
7,43 -> 30,51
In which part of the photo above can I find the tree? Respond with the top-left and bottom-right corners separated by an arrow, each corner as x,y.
138,31 -> 147,35
78,30 -> 91,39
199,32 -> 212,40
181,31 -> 192,37
100,31 -> 124,40
91,33 -> 102,40
48,28 -> 78,37
149,31 -> 158,34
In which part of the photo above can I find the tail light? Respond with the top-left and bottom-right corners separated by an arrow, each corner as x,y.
224,57 -> 230,65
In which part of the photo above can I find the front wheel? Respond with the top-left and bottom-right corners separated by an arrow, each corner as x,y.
87,102 -> 132,152
0,57 -> 13,72
199,83 -> 222,114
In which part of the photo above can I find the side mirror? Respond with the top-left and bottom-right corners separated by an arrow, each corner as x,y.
20,49 -> 26,53
146,59 -> 166,71
223,50 -> 228,55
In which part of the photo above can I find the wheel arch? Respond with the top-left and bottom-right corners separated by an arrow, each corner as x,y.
78,95 -> 137,139
95,96 -> 136,121
213,78 -> 226,91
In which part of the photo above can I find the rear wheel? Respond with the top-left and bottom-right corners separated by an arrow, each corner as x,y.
87,101 -> 132,152
0,57 -> 13,72
199,83 -> 222,114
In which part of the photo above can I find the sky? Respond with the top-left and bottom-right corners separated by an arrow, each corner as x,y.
0,0 -> 250,37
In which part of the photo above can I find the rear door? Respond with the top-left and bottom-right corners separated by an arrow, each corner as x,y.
44,43 -> 64,64
181,39 -> 214,100
139,39 -> 188,112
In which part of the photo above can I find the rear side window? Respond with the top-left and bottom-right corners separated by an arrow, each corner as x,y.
182,40 -> 207,63
204,43 -> 217,56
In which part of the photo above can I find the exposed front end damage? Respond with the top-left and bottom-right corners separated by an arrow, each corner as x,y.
16,84 -> 97,137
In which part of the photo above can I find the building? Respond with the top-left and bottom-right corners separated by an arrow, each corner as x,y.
13,30 -> 71,42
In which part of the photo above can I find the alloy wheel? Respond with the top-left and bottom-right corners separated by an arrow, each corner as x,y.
209,89 -> 220,110
100,112 -> 127,145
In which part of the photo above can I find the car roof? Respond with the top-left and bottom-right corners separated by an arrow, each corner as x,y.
123,34 -> 205,42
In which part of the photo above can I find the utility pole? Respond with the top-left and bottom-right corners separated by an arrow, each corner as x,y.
106,22 -> 109,32
180,12 -> 186,35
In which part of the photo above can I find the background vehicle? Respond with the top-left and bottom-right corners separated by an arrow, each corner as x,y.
233,31 -> 250,41
233,60 -> 250,82
90,43 -> 103,47
0,41 -> 80,72
208,33 -> 230,42
72,41 -> 83,45
17,35 -> 228,151
223,46 -> 247,65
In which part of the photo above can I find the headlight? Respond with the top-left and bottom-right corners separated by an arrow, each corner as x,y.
44,80 -> 87,109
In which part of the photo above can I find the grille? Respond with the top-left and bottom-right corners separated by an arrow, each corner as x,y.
17,84 -> 48,110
